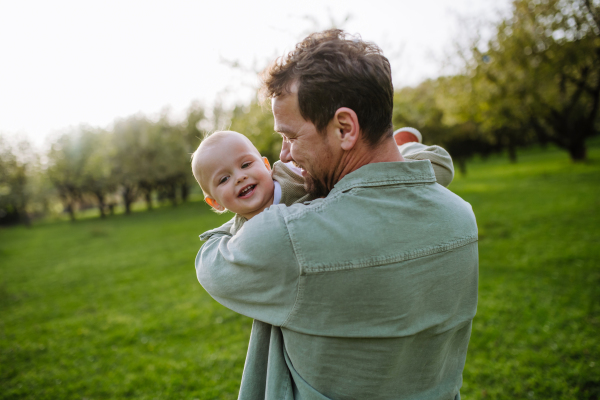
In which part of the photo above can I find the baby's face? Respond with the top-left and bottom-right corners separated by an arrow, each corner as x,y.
200,134 -> 274,219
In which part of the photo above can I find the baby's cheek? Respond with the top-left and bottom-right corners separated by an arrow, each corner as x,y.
262,178 -> 275,193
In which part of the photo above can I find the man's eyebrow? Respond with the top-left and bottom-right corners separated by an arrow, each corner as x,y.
275,126 -> 296,137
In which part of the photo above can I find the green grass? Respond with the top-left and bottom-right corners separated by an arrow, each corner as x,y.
0,204 -> 240,399
1,143 -> 599,399
453,143 -> 600,399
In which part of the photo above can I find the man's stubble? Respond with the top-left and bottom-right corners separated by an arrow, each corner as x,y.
304,174 -> 330,198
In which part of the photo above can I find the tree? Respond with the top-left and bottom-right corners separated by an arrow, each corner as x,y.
79,128 -> 116,218
469,0 -> 600,161
179,102 -> 207,201
46,129 -> 87,221
392,79 -> 498,174
230,99 -> 281,164
46,126 -> 116,220
153,113 -> 190,207
0,136 -> 34,225
112,115 -> 156,213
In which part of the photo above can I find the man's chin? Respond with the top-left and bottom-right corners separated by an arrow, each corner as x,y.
304,175 -> 330,198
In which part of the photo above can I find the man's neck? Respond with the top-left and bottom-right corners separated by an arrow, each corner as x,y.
328,137 -> 404,190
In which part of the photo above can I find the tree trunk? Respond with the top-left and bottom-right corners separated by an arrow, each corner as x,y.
145,191 -> 153,211
66,203 -> 76,222
17,201 -> 31,227
181,183 -> 189,202
122,186 -> 134,215
169,183 -> 177,207
124,198 -> 132,214
457,158 -> 467,176
95,192 -> 106,219
507,137 -> 518,163
20,209 -> 31,227
568,139 -> 587,161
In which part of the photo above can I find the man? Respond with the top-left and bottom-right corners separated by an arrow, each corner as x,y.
196,30 -> 478,399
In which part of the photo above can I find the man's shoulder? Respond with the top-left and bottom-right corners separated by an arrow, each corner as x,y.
287,179 -> 474,228
280,179 -> 477,273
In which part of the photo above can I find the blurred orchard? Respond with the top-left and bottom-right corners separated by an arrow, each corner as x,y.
1,0 -> 599,225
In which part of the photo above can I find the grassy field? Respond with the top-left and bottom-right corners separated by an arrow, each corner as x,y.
1,142 -> 599,399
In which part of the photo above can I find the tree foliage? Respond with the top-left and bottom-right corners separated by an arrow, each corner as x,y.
6,0 -> 600,224
393,78 -> 498,174
230,100 -> 281,164
0,136 -> 34,225
468,0 -> 600,161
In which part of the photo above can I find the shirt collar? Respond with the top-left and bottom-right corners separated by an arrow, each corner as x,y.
330,160 -> 436,195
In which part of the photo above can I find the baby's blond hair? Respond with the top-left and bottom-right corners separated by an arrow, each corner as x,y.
190,130 -> 260,200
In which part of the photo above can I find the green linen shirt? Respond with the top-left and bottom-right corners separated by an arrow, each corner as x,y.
197,160 -> 478,400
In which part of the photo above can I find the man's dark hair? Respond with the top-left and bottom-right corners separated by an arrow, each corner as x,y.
261,29 -> 394,147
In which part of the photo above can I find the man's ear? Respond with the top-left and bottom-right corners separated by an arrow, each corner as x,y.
263,157 -> 271,171
333,107 -> 360,151
205,196 -> 225,212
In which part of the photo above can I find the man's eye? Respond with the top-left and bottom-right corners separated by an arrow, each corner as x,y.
241,162 -> 252,169
219,176 -> 229,184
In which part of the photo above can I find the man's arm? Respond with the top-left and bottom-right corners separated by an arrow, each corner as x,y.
399,142 -> 455,187
196,206 -> 300,325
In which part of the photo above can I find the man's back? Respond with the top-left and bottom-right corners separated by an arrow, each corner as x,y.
197,160 -> 478,399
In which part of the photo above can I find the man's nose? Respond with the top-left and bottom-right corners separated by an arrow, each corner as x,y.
280,139 -> 292,163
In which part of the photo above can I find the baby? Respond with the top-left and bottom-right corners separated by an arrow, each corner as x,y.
191,130 -> 313,234
191,129 -> 454,231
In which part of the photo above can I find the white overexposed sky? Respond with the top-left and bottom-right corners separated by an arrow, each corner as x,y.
0,0 -> 511,146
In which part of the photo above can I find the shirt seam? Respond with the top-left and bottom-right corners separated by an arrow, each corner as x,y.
280,207 -> 305,328
284,180 -> 432,222
331,176 -> 436,194
302,235 -> 478,273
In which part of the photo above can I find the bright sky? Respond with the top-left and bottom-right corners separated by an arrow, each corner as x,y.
0,0 -> 511,146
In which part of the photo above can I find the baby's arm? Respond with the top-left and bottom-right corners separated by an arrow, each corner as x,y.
399,142 -> 455,187
271,161 -> 316,206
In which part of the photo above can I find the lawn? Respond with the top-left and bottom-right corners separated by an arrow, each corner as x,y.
1,142 -> 599,399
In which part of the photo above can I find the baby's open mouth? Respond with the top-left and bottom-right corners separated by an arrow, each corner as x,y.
238,184 -> 256,198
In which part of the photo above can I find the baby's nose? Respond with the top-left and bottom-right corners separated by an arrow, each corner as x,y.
236,174 -> 248,183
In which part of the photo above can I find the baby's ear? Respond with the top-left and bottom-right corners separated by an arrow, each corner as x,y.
205,196 -> 225,212
262,157 -> 271,171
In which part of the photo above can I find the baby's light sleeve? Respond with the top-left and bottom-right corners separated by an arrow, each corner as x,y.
399,142 -> 455,187
271,161 -> 316,206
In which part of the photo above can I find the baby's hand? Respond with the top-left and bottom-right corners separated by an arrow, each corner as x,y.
393,127 -> 422,146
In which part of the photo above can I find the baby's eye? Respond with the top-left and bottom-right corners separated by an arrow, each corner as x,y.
241,161 -> 252,169
218,176 -> 229,185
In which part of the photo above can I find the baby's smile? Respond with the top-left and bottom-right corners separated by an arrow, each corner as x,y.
238,184 -> 257,198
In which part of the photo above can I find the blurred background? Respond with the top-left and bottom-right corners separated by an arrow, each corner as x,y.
1,0 -> 599,399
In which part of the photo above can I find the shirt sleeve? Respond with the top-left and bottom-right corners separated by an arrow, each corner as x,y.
272,161 -> 317,206
399,142 -> 455,187
196,206 -> 300,326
